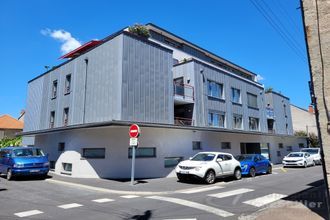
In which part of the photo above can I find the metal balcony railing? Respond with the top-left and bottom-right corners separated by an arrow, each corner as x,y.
173,83 -> 194,101
174,117 -> 194,126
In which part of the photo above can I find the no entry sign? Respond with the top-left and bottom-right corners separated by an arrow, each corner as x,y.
129,124 -> 140,138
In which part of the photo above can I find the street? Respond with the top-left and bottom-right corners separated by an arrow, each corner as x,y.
0,165 -> 326,220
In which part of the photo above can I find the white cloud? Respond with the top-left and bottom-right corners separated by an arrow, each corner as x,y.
256,74 -> 264,81
41,28 -> 82,55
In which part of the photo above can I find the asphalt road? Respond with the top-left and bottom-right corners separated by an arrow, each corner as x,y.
0,165 -> 325,220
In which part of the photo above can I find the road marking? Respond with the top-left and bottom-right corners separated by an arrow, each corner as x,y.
272,172 -> 278,174
121,195 -> 140,199
178,186 -> 223,194
58,203 -> 83,209
14,210 -> 43,218
243,193 -> 287,207
208,188 -> 254,198
164,219 -> 197,220
92,198 -> 114,203
281,167 -> 287,173
147,196 -> 234,217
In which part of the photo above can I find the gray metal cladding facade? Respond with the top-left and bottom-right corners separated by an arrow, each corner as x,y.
121,34 -> 174,124
265,92 -> 293,135
173,61 -> 267,132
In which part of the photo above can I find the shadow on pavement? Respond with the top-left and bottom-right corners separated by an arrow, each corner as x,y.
1,174 -> 53,182
283,179 -> 329,219
128,210 -> 152,220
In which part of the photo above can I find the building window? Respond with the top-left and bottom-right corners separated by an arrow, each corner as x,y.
65,74 -> 71,94
128,147 -> 156,158
52,80 -> 58,99
247,93 -> 258,109
50,111 -> 55,128
231,88 -> 241,103
279,143 -> 284,149
164,157 -> 183,168
207,80 -> 223,99
287,146 -> 292,151
233,114 -> 243,129
82,148 -> 105,159
277,151 -> 281,157
62,163 -> 72,172
221,142 -> 231,149
192,141 -> 201,150
58,142 -> 65,152
249,117 -> 259,131
299,143 -> 304,148
208,112 -> 225,128
63,108 -> 69,126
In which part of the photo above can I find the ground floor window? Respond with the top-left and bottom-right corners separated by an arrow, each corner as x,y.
192,141 -> 201,150
164,157 -> 183,168
286,146 -> 292,152
82,148 -> 105,159
221,142 -> 231,149
62,163 -> 72,172
128,147 -> 156,158
299,143 -> 304,148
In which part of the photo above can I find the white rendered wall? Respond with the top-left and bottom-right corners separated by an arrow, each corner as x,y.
34,126 -> 306,179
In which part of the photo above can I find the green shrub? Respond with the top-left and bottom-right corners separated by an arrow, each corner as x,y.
128,24 -> 150,38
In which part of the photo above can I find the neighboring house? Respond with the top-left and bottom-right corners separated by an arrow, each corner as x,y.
290,104 -> 317,135
0,115 -> 24,139
22,24 -> 306,178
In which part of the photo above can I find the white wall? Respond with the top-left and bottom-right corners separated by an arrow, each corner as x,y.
33,126 -> 307,179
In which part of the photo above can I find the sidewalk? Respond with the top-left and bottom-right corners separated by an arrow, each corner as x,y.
46,172 -> 225,195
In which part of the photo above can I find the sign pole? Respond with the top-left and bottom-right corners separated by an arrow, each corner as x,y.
131,145 -> 136,185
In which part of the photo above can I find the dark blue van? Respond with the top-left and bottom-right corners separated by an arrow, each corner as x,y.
0,147 -> 49,180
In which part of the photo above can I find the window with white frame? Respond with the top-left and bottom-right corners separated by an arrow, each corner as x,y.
249,117 -> 259,131
231,88 -> 241,103
208,112 -> 225,128
247,92 -> 258,109
233,114 -> 243,129
207,80 -> 223,99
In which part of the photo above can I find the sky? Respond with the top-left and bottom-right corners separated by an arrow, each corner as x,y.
0,0 -> 311,118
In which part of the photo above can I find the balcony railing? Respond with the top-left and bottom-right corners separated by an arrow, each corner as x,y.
173,83 -> 194,101
174,117 -> 194,126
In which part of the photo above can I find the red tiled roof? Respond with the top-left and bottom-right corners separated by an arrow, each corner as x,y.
0,115 -> 24,130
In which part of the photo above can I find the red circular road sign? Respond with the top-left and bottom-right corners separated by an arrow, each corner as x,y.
129,124 -> 140,138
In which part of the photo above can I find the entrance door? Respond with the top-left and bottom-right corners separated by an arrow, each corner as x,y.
240,143 -> 261,154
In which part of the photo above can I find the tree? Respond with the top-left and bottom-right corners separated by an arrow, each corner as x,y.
294,130 -> 319,147
128,24 -> 150,38
265,87 -> 273,93
0,136 -> 22,148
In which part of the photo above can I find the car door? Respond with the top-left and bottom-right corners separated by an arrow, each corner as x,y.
254,155 -> 264,173
259,155 -> 269,172
217,154 -> 231,175
0,150 -> 4,173
305,153 -> 313,165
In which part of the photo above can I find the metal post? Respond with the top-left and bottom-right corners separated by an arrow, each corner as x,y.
130,146 -> 136,185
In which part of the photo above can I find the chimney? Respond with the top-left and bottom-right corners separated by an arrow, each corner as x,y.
308,105 -> 314,114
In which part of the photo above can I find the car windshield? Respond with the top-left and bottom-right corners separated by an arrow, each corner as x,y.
235,155 -> 254,161
301,149 -> 319,155
191,153 -> 215,161
287,153 -> 304,157
12,148 -> 45,157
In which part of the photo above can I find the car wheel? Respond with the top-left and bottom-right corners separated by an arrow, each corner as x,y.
234,168 -> 242,180
304,162 -> 307,168
267,165 -> 272,174
204,170 -> 216,184
7,169 -> 13,181
249,167 -> 256,177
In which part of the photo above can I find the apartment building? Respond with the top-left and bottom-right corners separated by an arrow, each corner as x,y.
22,24 -> 306,178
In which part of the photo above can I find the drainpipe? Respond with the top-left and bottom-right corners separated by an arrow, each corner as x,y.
83,58 -> 89,124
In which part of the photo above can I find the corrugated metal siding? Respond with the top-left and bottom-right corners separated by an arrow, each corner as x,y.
121,34 -> 173,124
24,77 -> 44,132
265,93 -> 293,135
192,61 -> 267,132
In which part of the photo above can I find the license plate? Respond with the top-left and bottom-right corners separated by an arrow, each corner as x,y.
180,170 -> 189,174
30,169 -> 40,173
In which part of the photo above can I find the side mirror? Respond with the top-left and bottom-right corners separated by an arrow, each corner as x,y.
5,153 -> 11,158
217,158 -> 223,162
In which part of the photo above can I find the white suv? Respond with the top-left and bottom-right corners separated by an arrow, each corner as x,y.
301,148 -> 322,165
175,152 -> 242,184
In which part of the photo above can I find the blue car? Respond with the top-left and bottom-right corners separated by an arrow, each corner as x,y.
235,154 -> 272,177
0,147 -> 49,180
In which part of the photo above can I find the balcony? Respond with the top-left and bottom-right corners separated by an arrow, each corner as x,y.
173,83 -> 194,104
174,117 -> 194,126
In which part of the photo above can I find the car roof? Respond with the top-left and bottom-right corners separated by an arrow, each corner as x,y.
289,152 -> 306,154
1,146 -> 36,150
196,151 -> 232,155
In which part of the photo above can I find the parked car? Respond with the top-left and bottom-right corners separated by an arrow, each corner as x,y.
175,152 -> 242,184
301,148 -> 322,165
0,147 -> 49,180
282,152 -> 314,168
235,154 -> 272,177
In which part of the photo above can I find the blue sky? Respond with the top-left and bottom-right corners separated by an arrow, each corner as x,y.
0,0 -> 310,118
